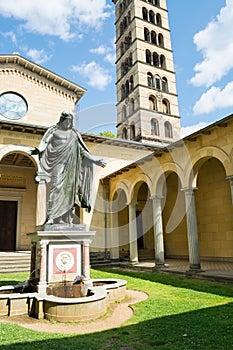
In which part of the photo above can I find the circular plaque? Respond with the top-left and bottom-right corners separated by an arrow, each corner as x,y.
56,251 -> 74,272
0,92 -> 28,120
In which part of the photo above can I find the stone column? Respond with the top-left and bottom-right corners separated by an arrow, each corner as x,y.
83,241 -> 90,279
128,201 -> 138,264
110,204 -> 120,261
35,172 -> 50,226
30,242 -> 37,280
38,240 -> 49,294
151,195 -> 165,268
226,176 -> 233,205
183,188 -> 201,270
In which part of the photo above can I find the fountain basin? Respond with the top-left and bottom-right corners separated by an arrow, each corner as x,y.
0,278 -> 127,322
92,278 -> 127,302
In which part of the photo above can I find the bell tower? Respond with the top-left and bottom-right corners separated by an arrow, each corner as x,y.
112,0 -> 180,145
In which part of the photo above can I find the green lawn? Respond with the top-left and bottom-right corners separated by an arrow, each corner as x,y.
0,269 -> 232,350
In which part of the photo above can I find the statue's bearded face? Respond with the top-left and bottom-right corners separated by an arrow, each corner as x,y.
62,116 -> 73,130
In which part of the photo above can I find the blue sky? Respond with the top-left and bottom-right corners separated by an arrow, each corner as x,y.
0,0 -> 232,137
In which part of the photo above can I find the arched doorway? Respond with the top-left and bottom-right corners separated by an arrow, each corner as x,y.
162,172 -> 188,258
0,151 -> 37,251
115,190 -> 129,260
134,182 -> 154,260
195,158 -> 233,260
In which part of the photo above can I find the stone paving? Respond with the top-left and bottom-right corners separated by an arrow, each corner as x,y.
128,258 -> 233,283
0,252 -> 232,283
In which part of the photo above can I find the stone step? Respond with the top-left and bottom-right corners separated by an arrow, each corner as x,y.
0,252 -> 31,273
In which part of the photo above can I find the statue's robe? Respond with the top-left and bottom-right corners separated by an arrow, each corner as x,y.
37,126 -> 93,220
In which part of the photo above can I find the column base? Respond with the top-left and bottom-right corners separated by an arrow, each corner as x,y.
129,260 -> 139,265
153,264 -> 165,271
37,282 -> 47,295
186,265 -> 205,273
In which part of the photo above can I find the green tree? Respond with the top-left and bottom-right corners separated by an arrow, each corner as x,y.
98,130 -> 116,138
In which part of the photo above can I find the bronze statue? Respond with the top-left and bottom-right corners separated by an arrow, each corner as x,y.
29,111 -> 106,224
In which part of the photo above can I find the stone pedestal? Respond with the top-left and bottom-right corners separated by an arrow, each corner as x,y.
28,224 -> 96,294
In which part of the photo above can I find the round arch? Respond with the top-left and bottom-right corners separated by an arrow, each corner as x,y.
0,145 -> 39,171
110,180 -> 131,204
184,146 -> 232,188
152,162 -> 185,196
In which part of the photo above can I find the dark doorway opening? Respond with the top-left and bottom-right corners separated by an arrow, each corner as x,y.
136,211 -> 144,249
0,200 -> 17,251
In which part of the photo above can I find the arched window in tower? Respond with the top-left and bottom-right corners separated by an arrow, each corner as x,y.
129,98 -> 135,113
151,118 -> 159,136
155,0 -> 160,6
160,55 -> 166,69
162,99 -> 170,114
119,4 -> 123,17
142,7 -> 148,21
162,77 -> 168,92
128,53 -> 133,68
120,42 -> 124,55
122,105 -> 127,120
147,72 -> 154,87
122,0 -> 126,11
123,60 -> 128,74
149,10 -> 155,24
122,127 -> 128,139
151,31 -> 157,45
123,16 -> 127,30
121,85 -> 125,100
149,95 -> 157,111
127,11 -> 131,25
164,121 -> 173,138
155,74 -> 161,89
129,76 -> 134,91
153,52 -> 159,66
125,80 -> 130,96
156,13 -> 162,27
120,22 -> 123,35
144,28 -> 150,42
146,49 -> 151,64
158,33 -> 164,47
128,32 -> 132,46
121,63 -> 124,77
130,123 -> 136,140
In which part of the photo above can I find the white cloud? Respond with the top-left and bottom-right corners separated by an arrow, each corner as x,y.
181,122 -> 209,138
0,0 -> 111,41
90,43 -> 116,65
190,0 -> 233,87
1,31 -> 17,45
193,81 -> 233,115
26,48 -> 51,65
72,61 -> 112,90
90,45 -> 107,55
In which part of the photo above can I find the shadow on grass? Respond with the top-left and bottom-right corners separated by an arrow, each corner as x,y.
93,268 -> 233,298
0,302 -> 232,350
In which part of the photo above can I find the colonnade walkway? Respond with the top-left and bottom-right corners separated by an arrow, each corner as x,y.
121,258 -> 233,284
0,252 -> 232,284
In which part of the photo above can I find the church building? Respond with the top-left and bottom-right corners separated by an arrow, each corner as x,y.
0,0 -> 232,271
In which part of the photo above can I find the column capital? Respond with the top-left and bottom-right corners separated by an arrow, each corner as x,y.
35,172 -> 50,183
127,200 -> 138,207
181,187 -> 198,194
40,240 -> 49,247
150,195 -> 164,201
226,175 -> 233,181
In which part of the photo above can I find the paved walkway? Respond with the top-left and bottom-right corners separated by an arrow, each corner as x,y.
0,252 -> 232,284
121,259 -> 233,284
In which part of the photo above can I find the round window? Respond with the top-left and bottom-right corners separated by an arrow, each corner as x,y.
0,92 -> 28,120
